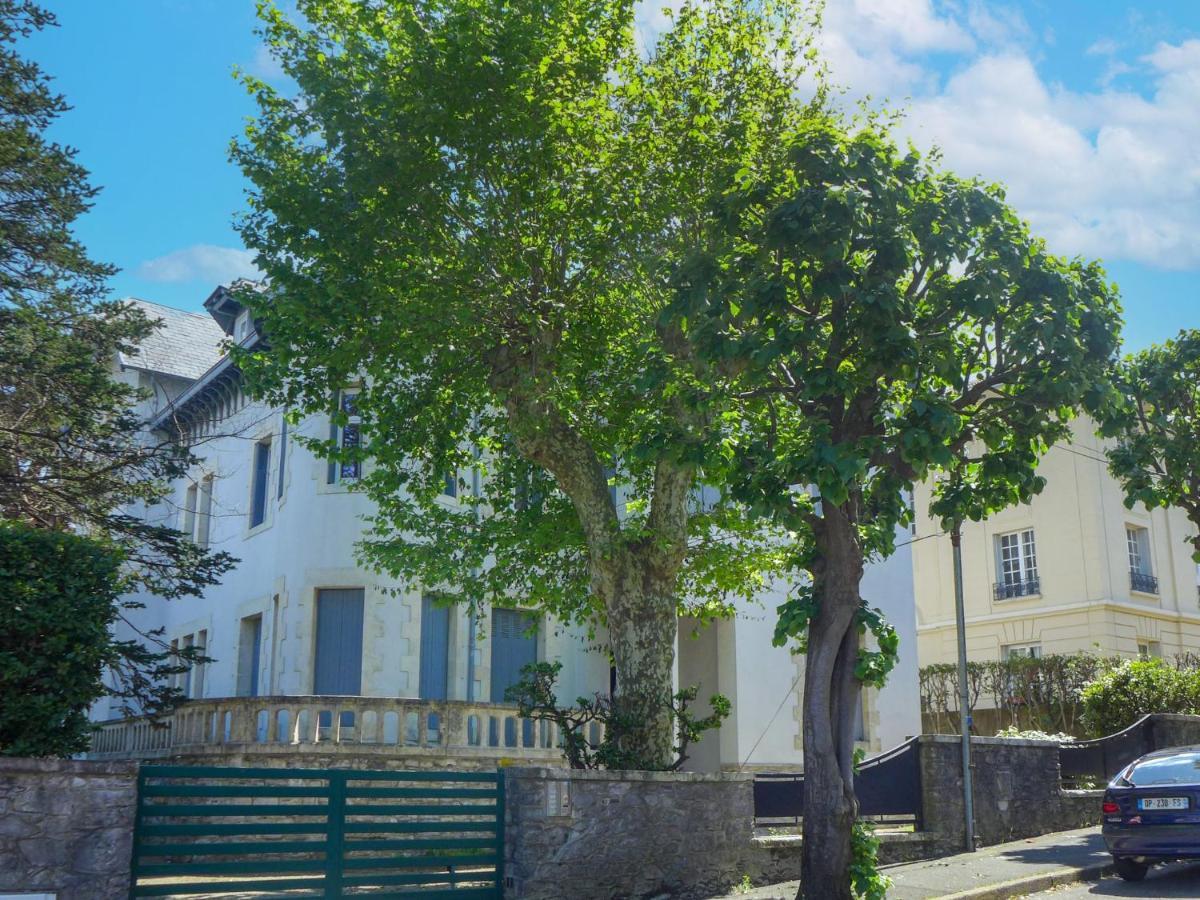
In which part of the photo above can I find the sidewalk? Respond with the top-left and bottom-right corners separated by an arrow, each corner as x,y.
715,827 -> 1110,899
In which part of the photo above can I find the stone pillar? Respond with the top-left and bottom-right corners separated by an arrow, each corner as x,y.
0,758 -> 138,900
503,766 -> 757,900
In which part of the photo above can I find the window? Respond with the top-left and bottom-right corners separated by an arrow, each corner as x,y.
249,439 -> 271,528
995,529 -> 1039,599
1138,641 -> 1161,660
237,615 -> 263,697
327,390 -> 361,484
182,483 -> 198,537
277,416 -> 288,499
443,471 -> 458,498
1003,643 -> 1042,660
1127,526 -> 1158,593
195,475 -> 214,548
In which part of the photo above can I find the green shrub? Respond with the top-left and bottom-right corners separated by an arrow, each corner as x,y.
994,725 -> 1075,742
0,524 -> 124,756
1079,658 -> 1200,738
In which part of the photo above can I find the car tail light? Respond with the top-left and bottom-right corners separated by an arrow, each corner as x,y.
1102,801 -> 1120,814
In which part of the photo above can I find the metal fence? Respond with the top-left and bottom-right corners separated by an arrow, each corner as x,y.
1058,715 -> 1155,789
752,737 -> 922,828
130,764 -> 503,898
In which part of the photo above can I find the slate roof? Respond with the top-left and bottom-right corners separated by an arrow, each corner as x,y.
117,298 -> 228,381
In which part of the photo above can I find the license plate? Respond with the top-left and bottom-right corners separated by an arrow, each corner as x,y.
1138,797 -> 1189,810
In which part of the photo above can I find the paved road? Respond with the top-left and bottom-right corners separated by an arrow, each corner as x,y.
1023,863 -> 1200,898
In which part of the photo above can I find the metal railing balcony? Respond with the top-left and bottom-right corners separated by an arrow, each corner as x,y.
1130,570 -> 1160,595
993,578 -> 1040,600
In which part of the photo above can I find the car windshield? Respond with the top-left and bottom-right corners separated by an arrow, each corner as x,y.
1126,752 -> 1200,786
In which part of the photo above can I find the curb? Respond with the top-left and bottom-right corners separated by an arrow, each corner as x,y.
933,863 -> 1111,899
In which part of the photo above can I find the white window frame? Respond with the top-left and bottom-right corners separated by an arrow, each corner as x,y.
995,528 -> 1039,599
329,389 -> 362,484
195,475 -> 214,548
1126,525 -> 1152,576
1003,643 -> 1042,660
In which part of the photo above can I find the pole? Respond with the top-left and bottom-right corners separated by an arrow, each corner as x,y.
951,522 -> 975,852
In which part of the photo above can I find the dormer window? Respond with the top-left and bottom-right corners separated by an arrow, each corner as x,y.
233,310 -> 252,342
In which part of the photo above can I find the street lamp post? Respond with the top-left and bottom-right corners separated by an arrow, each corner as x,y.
951,521 -> 976,852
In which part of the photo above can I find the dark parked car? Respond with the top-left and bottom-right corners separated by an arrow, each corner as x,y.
1103,746 -> 1200,881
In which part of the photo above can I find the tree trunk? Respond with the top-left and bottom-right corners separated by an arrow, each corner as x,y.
602,560 -> 678,768
798,505 -> 864,900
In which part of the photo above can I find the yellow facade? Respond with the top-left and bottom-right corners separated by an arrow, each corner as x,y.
914,416 -> 1200,666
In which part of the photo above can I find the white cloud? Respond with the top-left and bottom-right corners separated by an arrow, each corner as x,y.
137,245 -> 261,284
812,3 -> 1200,270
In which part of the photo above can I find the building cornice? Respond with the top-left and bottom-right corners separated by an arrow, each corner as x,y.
918,596 -> 1200,632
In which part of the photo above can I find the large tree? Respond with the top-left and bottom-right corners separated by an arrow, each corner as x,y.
672,118 -> 1122,896
0,1 -> 234,721
232,0 -> 821,767
1099,330 -> 1200,560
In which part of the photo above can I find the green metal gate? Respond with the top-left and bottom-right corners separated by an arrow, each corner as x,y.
130,765 -> 504,898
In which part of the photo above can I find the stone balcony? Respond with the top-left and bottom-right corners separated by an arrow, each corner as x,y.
87,696 -> 592,768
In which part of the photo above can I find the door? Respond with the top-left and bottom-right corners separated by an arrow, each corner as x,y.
490,609 -> 537,703
314,588 -> 364,695
419,595 -> 451,700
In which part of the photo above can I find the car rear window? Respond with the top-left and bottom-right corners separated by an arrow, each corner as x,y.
1127,752 -> 1200,786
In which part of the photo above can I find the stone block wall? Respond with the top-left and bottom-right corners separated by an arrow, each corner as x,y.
0,758 -> 138,900
504,767 -> 758,900
918,735 -> 1103,851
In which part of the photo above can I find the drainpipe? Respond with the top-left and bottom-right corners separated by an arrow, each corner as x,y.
951,520 -> 976,852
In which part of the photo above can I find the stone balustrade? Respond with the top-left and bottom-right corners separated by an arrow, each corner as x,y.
88,696 -> 597,765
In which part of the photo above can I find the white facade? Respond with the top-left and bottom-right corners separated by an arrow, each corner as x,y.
98,291 -> 921,769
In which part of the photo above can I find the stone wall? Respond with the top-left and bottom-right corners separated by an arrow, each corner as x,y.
918,735 -> 1103,851
501,767 -> 935,899
0,758 -> 138,900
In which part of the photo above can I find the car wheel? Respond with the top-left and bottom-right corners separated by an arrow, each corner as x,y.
1113,857 -> 1149,882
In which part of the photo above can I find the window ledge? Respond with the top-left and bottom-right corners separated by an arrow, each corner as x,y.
993,592 -> 1043,603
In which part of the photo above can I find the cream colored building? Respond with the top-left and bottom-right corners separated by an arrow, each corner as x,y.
914,416 -> 1200,666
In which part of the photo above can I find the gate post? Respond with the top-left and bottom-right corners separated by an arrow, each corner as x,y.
128,764 -> 145,900
325,770 -> 347,899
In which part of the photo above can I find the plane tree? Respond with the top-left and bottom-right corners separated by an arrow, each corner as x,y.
670,117 -> 1123,896
232,0 -> 823,767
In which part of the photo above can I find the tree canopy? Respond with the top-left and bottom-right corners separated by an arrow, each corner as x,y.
1100,330 -> 1200,561
672,116 -> 1123,897
0,2 -> 233,724
233,0 -> 822,766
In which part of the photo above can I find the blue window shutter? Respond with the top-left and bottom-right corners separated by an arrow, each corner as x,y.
419,595 -> 451,700
249,616 -> 262,697
277,416 -> 288,499
490,609 -> 537,703
250,440 -> 270,527
327,410 -> 338,484
314,588 -> 364,695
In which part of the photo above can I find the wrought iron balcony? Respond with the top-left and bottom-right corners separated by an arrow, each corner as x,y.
1130,570 -> 1159,595
994,579 -> 1040,600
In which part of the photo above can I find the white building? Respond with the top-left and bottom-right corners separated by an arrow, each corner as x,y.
91,287 -> 920,770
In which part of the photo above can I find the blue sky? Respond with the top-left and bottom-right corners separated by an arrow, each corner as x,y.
24,1 -> 1200,351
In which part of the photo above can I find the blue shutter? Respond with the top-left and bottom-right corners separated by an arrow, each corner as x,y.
314,588 -> 364,695
277,415 -> 287,499
419,595 -> 451,700
490,609 -> 537,703
250,441 -> 270,526
249,615 -> 263,697
327,410 -> 338,484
